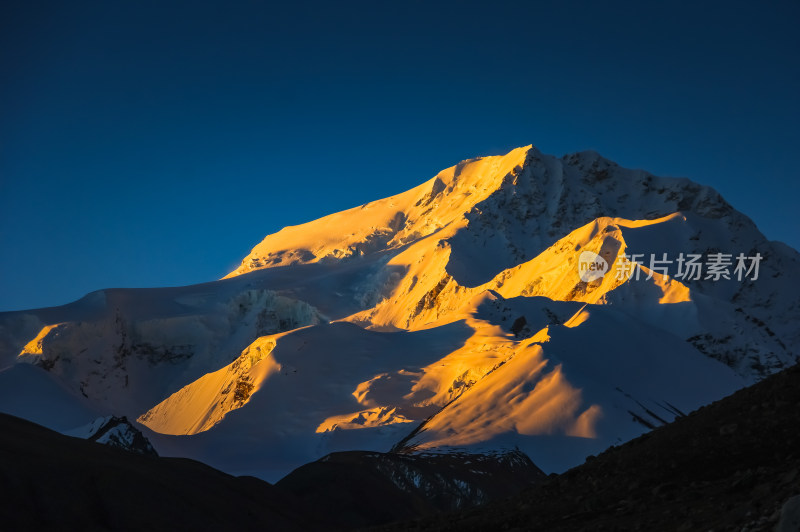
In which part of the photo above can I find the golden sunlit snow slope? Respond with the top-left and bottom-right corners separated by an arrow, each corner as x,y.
137,215 -> 693,438
225,146 -> 531,277
138,336 -> 281,435
344,214 -> 692,331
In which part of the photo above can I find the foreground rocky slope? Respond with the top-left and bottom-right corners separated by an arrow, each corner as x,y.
277,449 -> 544,529
0,413 -> 542,531
0,413 -> 307,531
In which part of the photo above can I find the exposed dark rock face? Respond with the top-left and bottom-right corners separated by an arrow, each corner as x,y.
277,449 -> 544,530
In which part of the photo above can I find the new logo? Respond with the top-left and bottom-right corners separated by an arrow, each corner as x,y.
578,251 -> 609,282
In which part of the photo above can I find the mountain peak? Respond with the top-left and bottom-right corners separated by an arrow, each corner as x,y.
224,145 -> 532,278
225,145 -> 751,290
2,143 -> 798,486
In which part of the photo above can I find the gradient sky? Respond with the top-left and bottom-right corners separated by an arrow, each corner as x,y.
1,0 -> 798,311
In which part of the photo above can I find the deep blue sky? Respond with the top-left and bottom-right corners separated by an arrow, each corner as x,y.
1,1 -> 798,311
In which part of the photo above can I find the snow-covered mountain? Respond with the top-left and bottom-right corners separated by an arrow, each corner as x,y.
65,415 -> 157,455
1,145 -> 797,481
